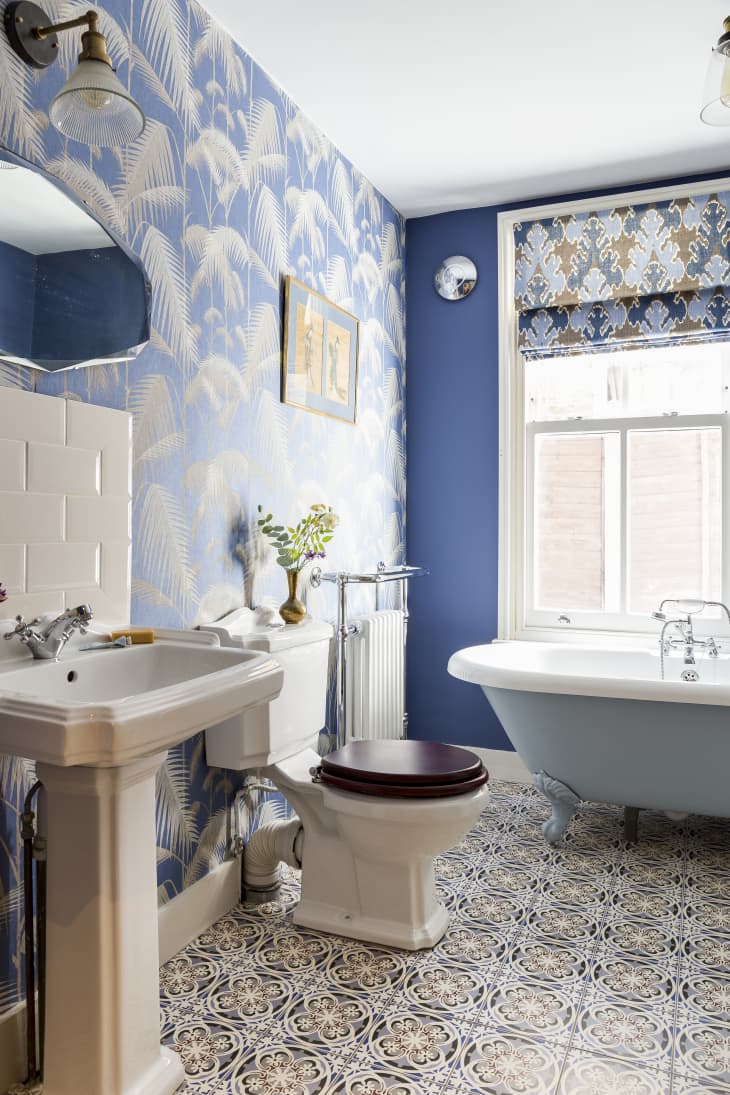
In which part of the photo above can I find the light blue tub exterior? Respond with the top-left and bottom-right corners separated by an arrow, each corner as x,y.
448,641 -> 730,838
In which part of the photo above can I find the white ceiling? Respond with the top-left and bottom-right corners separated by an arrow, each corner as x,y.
198,0 -> 730,218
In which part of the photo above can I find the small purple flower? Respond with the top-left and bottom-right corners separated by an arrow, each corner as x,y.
0,583 -> 7,603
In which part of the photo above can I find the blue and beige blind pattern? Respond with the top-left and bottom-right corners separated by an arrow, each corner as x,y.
514,191 -> 730,357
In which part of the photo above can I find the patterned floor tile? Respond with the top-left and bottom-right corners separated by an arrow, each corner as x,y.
572,997 -> 674,1064
599,916 -> 680,963
356,1002 -> 470,1087
682,931 -> 730,976
162,1014 -> 257,1084
157,783 -> 730,1094
480,975 -> 581,1039
227,1041 -> 352,1094
674,1008 -> 730,1089
557,1050 -> 671,1093
448,1026 -> 568,1094
433,920 -> 510,971
319,941 -> 409,997
588,955 -> 677,1007
397,956 -> 489,1023
338,1047 -> 453,1094
504,934 -> 590,987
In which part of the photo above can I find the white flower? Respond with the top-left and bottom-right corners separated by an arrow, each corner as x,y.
321,510 -> 339,530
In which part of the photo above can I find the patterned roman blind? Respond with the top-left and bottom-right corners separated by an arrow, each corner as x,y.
514,191 -> 730,358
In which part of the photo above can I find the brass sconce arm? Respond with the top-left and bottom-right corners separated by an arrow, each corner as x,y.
32,10 -> 99,40
5,2 -> 110,68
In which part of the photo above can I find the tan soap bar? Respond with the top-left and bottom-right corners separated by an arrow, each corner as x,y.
110,628 -> 155,644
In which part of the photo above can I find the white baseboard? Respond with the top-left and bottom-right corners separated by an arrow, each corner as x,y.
158,855 -> 242,964
467,746 -> 531,784
0,1001 -> 27,1093
1,859 -> 243,1090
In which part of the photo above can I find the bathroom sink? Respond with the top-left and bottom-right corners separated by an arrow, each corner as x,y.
0,632 -> 284,1095
0,637 -> 284,766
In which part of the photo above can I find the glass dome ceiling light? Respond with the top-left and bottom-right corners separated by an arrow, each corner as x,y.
4,2 -> 144,147
701,15 -> 730,126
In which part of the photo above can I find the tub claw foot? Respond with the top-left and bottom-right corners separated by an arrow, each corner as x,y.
534,771 -> 580,844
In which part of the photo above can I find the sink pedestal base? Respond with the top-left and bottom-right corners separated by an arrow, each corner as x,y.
37,754 -> 184,1095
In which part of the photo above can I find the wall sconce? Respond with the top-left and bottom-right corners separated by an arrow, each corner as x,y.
4,1 -> 145,146
434,256 -> 478,301
701,15 -> 730,125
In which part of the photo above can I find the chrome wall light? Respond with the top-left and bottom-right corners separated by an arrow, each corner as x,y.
701,15 -> 730,125
434,255 -> 478,301
4,2 -> 144,146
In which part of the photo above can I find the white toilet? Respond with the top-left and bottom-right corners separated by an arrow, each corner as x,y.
203,608 -> 489,950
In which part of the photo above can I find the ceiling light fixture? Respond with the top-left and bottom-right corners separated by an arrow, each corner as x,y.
4,2 -> 144,146
701,15 -> 730,125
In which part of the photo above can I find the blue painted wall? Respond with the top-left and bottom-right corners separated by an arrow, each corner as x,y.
405,207 -> 508,749
33,246 -> 148,365
0,239 -> 34,356
406,169 -> 730,752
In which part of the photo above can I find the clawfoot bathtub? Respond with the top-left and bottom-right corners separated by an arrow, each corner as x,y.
448,641 -> 730,842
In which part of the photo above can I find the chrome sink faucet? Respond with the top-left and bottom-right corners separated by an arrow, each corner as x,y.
4,604 -> 93,660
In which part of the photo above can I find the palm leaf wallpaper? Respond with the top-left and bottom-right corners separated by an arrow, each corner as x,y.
0,0 -> 405,1015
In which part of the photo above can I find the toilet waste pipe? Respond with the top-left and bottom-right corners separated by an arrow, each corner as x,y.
242,818 -> 304,898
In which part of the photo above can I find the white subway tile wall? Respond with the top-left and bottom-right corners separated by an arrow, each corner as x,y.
0,392 -> 131,626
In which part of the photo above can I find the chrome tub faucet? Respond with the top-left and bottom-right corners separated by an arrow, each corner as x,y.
652,598 -> 730,672
4,604 -> 93,660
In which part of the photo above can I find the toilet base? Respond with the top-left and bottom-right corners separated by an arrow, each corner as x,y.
294,834 -> 452,950
267,750 -> 489,951
294,894 -> 450,950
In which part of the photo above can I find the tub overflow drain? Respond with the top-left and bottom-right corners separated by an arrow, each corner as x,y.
681,668 -> 700,682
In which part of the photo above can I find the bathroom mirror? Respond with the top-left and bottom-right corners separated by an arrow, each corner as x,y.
434,255 -> 478,301
0,149 -> 149,371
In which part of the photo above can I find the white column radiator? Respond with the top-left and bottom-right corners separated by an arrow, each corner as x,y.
345,609 -> 405,741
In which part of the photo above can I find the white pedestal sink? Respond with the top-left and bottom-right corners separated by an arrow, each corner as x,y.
0,633 -> 283,1095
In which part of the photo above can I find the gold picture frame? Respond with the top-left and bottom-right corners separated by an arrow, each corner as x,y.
282,276 -> 359,424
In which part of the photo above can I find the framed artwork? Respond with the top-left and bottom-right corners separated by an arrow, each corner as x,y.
282,276 -> 359,424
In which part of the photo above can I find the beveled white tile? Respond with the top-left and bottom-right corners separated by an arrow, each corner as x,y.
0,491 -> 64,542
27,542 -> 99,591
0,387 -> 64,444
0,544 -> 25,593
27,442 -> 99,496
0,439 -> 25,491
66,399 -> 131,497
66,495 -> 130,543
4,591 -> 64,622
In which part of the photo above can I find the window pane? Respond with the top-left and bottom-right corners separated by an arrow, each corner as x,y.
534,434 -> 608,611
526,342 -> 727,422
628,428 -> 722,614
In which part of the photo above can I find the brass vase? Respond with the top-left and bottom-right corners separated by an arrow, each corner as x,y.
279,569 -> 306,624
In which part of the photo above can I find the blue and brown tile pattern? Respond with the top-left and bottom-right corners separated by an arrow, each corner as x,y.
160,781 -> 730,1093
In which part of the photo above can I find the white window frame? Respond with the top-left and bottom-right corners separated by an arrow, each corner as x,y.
497,176 -> 730,644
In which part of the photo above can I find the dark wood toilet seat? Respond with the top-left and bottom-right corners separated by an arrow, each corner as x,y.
318,739 -> 489,798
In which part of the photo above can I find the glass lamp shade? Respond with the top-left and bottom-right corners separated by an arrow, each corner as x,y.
49,59 -> 145,146
700,46 -> 730,125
